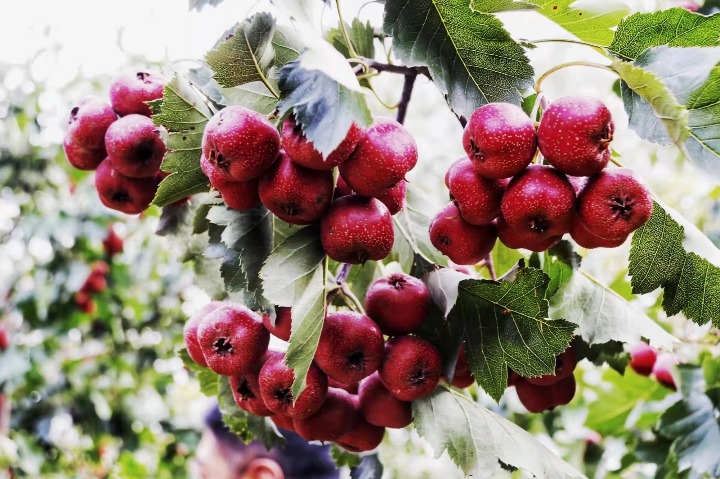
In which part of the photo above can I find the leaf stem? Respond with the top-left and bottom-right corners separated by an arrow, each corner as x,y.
609,157 -> 626,168
396,73 -> 417,124
481,253 -> 497,281
535,61 -> 616,93
335,0 -> 359,59
340,284 -> 366,314
244,30 -> 280,99
529,91 -> 544,122
360,58 -> 431,79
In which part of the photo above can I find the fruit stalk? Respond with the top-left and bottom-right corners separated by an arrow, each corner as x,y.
535,61 -> 617,93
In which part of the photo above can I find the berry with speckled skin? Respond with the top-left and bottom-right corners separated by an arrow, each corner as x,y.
64,97 -> 118,170
444,157 -> 465,188
375,179 -> 407,215
538,96 -> 614,177
217,178 -> 261,211
184,302 -> 226,367
258,152 -> 334,224
449,345 -> 474,388
229,373 -> 274,416
314,311 -> 384,384
526,346 -> 577,386
95,159 -> 159,214
447,158 -> 506,225
359,372 -> 413,429
263,307 -> 292,341
652,354 -> 676,390
515,374 -> 576,413
501,165 -> 576,245
339,118 -> 418,197
462,103 -> 537,179
379,336 -> 441,401
202,106 -> 280,182
365,273 -> 431,336
496,216 -> 562,252
258,354 -> 329,418
576,168 -> 652,240
270,414 -> 295,432
333,176 -> 354,199
105,114 -> 166,178
337,415 -> 385,452
320,195 -> 394,264
629,342 -> 657,376
570,218 -> 627,249
429,203 -> 497,265
282,116 -> 361,170
109,71 -> 167,117
293,388 -> 357,441
197,303 -> 270,376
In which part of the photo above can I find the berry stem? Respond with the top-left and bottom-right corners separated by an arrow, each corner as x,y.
340,283 -> 366,314
336,0 -> 359,59
535,61 -> 617,93
529,91 -> 544,122
336,263 -> 352,284
396,73 -> 417,124
609,157 -> 626,168
481,253 -> 497,281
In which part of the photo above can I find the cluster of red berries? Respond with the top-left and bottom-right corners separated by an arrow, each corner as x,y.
184,272 -> 445,451
200,107 -> 418,264
430,97 -> 653,264
0,325 -> 9,351
629,342 -> 676,390
508,346 -> 578,413
74,261 -> 110,314
63,71 -> 168,214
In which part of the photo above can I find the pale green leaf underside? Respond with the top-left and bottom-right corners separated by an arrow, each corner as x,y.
685,65 -> 720,180
532,0 -> 628,46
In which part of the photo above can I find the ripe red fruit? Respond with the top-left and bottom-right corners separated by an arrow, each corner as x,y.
359,372 -> 412,429
328,378 -> 359,395
429,203 -> 497,265
514,378 -> 556,413
0,326 -> 9,351
64,97 -> 118,170
526,346 -> 577,387
379,336 -> 442,401
449,346 -> 474,388
365,273 -> 431,336
629,342 -> 657,376
375,180 -> 407,216
570,218 -> 627,249
95,160 -> 159,214
74,291 -> 97,314
314,311 -> 384,384
500,165 -> 576,243
263,307 -> 292,342
339,118 -> 418,197
447,158 -> 506,225
270,414 -> 295,432
83,274 -> 107,294
64,141 -> 107,172
551,374 -> 577,407
229,373 -> 274,416
337,416 -> 385,452
216,178 -> 261,211
109,71 -> 167,117
320,195 -> 394,264
652,354 -> 677,390
293,388 -> 357,441
258,355 -> 329,418
184,302 -> 225,367
444,157 -> 465,188
576,168 -> 653,240
538,96 -> 614,177
462,103 -> 537,179
196,303 -> 270,376
334,176 -> 354,199
496,216 -> 562,252
105,114 -> 166,178
282,116 -> 361,170
102,225 -> 124,257
258,152 -> 334,224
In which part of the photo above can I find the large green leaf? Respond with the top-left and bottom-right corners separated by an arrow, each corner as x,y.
393,185 -> 447,272
469,0 -> 535,13
532,0 -> 627,46
449,266 -> 576,401
260,226 -> 327,398
272,25 -> 304,68
609,9 -> 720,60
685,64 -> 720,180
384,0 -> 534,119
629,201 -> 720,328
327,18 -> 376,59
413,387 -> 584,477
277,45 -> 372,158
151,74 -> 213,207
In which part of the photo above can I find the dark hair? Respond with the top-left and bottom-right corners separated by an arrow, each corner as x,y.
205,406 -> 339,479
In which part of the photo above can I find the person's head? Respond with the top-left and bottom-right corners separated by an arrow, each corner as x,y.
190,405 -> 340,479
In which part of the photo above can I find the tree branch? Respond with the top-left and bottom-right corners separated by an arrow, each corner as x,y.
396,73 -> 417,125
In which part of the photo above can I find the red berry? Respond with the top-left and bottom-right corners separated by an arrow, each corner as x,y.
105,114 -> 166,178
229,373 -> 274,416
359,372 -> 413,429
109,71 -> 167,117
429,203 -> 497,265
652,354 -> 677,390
365,273 -> 431,336
95,160 -> 159,215
629,342 -> 657,376
102,225 -> 124,257
526,346 -> 577,387
293,388 -> 357,441
263,307 -> 292,342
379,336 -> 441,401
258,354 -> 328,418
447,158 -> 506,225
183,302 -> 225,368
375,180 -> 407,216
282,116 -> 361,170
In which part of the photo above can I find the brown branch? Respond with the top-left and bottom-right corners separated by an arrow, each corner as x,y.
396,73 -> 417,125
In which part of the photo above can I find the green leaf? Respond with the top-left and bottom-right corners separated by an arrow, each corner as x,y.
543,240 -> 580,299
221,82 -> 278,115
152,74 -> 213,206
217,376 -> 284,449
629,201 -> 720,328
205,13 -> 277,91
260,226 -> 327,398
609,9 -> 720,61
470,0 -> 535,13
328,19 -> 376,59
393,185 -> 447,271
530,0 -> 628,46
450,267 -> 576,401
206,205 -> 273,304
277,46 -> 372,158
272,25 -> 304,67
585,368 -> 670,436
384,0 -> 534,119
413,387 -> 584,477
611,57 -> 690,147
178,349 -> 220,396
331,445 -> 361,468
685,64 -> 720,180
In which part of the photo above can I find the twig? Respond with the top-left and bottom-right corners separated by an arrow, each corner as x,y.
360,58 -> 431,79
340,283 -> 366,314
535,61 -> 616,93
396,73 -> 417,125
482,253 -> 497,281
336,0 -> 359,59
336,263 -> 352,284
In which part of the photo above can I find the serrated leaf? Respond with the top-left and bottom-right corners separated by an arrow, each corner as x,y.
544,240 -> 580,299
393,185 -> 447,271
609,9 -> 720,61
189,0 -> 224,11
221,81 -> 278,115
685,64 -> 720,180
450,267 -> 576,401
156,200 -> 192,237
530,0 -> 628,46
585,368 -> 670,436
351,454 -> 384,479
419,278 -> 465,379
277,46 -> 372,158
152,74 -> 213,206
384,0 -> 534,119
328,19 -> 376,59
612,57 -> 690,147
629,201 -> 720,328
207,205 -> 273,305
179,349 -> 221,396
470,0 -> 536,13
205,13 -> 277,90
217,377 -> 284,449
413,387 -> 584,477
272,25 -> 304,67
260,226 -> 327,398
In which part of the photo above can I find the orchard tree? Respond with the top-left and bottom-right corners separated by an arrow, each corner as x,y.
26,0 -> 720,477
